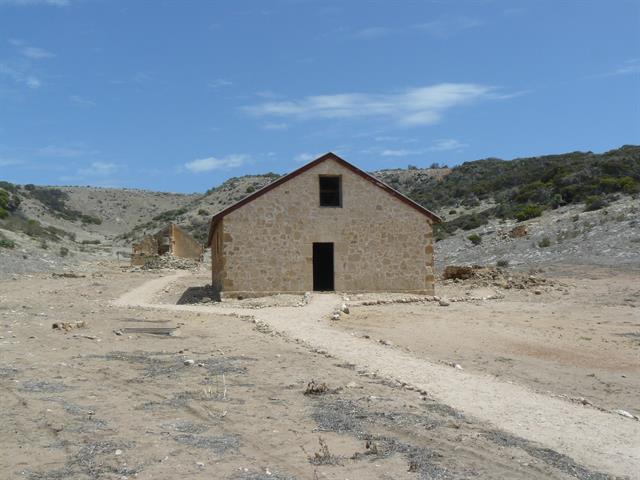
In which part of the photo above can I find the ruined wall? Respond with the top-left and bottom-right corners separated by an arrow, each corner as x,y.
131,236 -> 159,266
170,224 -> 203,260
214,158 -> 434,295
211,220 -> 224,294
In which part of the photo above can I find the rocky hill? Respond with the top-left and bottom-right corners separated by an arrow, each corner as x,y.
1,145 -> 638,278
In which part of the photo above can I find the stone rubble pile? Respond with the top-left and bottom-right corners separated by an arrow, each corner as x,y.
442,265 -> 565,291
140,254 -> 200,270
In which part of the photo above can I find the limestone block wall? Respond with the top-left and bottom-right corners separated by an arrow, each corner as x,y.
170,224 -> 203,260
213,158 -> 434,295
131,236 -> 158,266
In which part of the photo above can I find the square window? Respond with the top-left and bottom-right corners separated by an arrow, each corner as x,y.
319,176 -> 341,207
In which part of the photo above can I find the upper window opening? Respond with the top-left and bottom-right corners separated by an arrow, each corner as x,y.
319,176 -> 341,207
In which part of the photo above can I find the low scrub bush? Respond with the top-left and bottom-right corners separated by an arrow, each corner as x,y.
515,204 -> 543,222
0,235 -> 15,249
584,195 -> 608,212
467,233 -> 482,245
538,236 -> 551,248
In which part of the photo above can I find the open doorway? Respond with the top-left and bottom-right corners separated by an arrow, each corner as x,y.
313,242 -> 334,291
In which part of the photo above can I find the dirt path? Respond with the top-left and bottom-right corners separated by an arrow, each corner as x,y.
114,273 -> 640,478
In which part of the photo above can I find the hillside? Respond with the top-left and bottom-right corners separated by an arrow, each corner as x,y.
1,145 -> 639,277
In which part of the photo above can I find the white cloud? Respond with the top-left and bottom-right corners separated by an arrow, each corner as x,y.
413,16 -> 482,38
294,152 -> 320,163
184,154 -> 247,173
25,76 -> 41,88
0,0 -> 70,5
0,63 -> 42,89
70,95 -> 96,107
245,83 -> 500,126
18,46 -> 55,59
0,157 -> 25,167
262,122 -> 288,131
380,149 -> 419,157
427,138 -> 468,151
603,59 -> 640,77
38,144 -> 98,158
352,26 -> 392,39
208,78 -> 232,89
78,162 -> 118,176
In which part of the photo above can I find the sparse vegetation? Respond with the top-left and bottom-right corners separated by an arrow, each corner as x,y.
406,146 -> 640,238
496,259 -> 509,268
515,204 -> 543,222
152,207 -> 188,222
0,234 -> 15,249
538,237 -> 551,248
26,186 -> 102,224
584,195 -> 608,212
468,233 -> 482,245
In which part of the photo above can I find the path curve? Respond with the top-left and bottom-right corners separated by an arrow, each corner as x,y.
114,273 -> 640,478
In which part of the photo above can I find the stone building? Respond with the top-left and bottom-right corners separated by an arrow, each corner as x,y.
207,153 -> 440,296
132,223 -> 203,266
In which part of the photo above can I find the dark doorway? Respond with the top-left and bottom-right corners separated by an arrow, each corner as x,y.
313,242 -> 334,291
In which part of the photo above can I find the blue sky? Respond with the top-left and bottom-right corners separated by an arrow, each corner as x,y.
0,0 -> 638,193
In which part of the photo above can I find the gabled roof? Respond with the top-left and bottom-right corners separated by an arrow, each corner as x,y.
207,152 -> 441,246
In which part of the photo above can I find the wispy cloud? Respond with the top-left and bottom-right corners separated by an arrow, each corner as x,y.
0,63 -> 42,89
378,139 -> 467,157
208,78 -> 232,89
0,0 -> 70,6
9,39 -> 54,59
0,157 -> 25,167
427,138 -> 467,151
70,95 -> 96,107
599,59 -> 640,77
78,161 -> 118,176
352,26 -> 392,39
413,16 -> 482,38
37,144 -> 98,158
380,149 -> 420,157
294,152 -> 320,163
349,16 -> 481,41
184,154 -> 248,173
20,46 -> 55,59
245,83 -> 506,126
262,122 -> 288,131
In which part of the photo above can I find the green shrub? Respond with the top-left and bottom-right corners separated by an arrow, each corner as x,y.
584,195 -> 608,211
246,185 -> 256,193
80,214 -> 102,225
467,233 -> 482,245
81,239 -> 101,245
198,209 -> 209,216
0,236 -> 15,248
152,207 -> 188,222
0,181 -> 17,193
0,188 -> 20,215
496,259 -> 509,268
515,204 -> 543,222
59,246 -> 69,257
538,237 -> 551,248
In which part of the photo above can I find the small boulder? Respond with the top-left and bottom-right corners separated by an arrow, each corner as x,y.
183,359 -> 195,366
439,299 -> 450,307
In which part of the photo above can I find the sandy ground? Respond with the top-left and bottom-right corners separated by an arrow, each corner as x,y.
337,265 -> 640,417
1,264 -> 639,479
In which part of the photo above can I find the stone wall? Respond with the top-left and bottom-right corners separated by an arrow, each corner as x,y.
170,224 -> 203,260
131,235 -> 158,266
132,224 -> 203,266
212,158 -> 435,295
